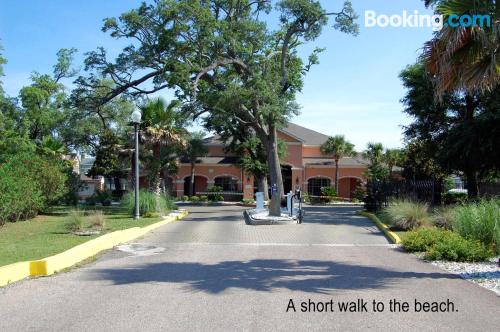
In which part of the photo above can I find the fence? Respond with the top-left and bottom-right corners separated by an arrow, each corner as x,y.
478,182 -> 500,198
365,179 -> 441,212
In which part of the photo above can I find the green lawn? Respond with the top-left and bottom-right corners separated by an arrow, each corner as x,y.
0,205 -> 163,267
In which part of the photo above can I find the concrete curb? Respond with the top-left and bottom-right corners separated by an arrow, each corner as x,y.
244,209 -> 298,225
359,211 -> 402,244
0,209 -> 188,287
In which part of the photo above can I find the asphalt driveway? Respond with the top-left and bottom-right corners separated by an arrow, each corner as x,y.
0,205 -> 498,331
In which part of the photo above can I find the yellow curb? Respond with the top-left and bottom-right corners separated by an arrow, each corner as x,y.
359,211 -> 402,244
0,209 -> 188,286
0,262 -> 31,286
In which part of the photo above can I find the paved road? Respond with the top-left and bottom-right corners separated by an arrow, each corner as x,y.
0,205 -> 498,332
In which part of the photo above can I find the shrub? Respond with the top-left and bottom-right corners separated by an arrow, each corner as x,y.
402,228 -> 449,252
199,195 -> 208,202
102,199 -> 112,206
65,210 -> 85,232
442,191 -> 468,205
122,190 -> 172,216
0,153 -> 57,224
242,198 -> 255,204
452,199 -> 500,249
353,185 -> 366,202
190,196 -> 200,202
321,186 -> 337,197
382,200 -> 430,230
89,210 -> 105,229
302,192 -> 311,204
143,211 -> 160,218
432,207 -> 455,230
85,196 -> 97,206
95,191 -> 112,204
181,195 -> 189,202
206,185 -> 224,201
402,228 -> 493,262
425,235 -> 493,262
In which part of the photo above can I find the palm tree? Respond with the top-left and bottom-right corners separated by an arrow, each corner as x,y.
320,135 -> 357,193
38,136 -> 67,157
384,148 -> 405,178
363,142 -> 389,181
183,132 -> 208,197
139,98 -> 186,195
364,142 -> 385,162
422,0 -> 499,96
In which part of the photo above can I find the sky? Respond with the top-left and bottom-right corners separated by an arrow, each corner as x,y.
0,0 -> 435,150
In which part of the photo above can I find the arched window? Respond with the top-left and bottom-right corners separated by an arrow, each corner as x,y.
308,178 -> 331,196
214,176 -> 238,192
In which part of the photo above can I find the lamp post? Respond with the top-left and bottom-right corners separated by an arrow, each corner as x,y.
131,109 -> 142,220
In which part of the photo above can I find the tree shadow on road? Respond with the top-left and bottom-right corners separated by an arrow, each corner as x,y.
93,259 -> 456,294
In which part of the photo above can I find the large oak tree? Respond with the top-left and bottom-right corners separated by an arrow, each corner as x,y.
74,0 -> 358,215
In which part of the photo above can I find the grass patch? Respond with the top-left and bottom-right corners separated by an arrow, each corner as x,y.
0,205 -> 163,267
382,200 -> 430,230
452,199 -> 499,250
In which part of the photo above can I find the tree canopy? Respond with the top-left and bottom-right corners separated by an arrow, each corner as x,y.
400,62 -> 500,195
73,0 -> 359,215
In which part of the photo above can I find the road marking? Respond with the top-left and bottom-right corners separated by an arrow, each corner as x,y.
153,242 -> 399,248
116,243 -> 166,256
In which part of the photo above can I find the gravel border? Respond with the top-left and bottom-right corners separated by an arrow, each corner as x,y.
414,253 -> 500,295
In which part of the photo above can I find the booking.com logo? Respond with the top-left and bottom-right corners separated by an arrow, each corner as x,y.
365,10 -> 491,31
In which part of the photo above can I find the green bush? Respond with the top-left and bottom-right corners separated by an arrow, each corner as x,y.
425,235 -> 493,262
353,185 -> 366,202
431,207 -> 455,230
242,198 -> 255,204
143,211 -> 161,218
206,185 -> 224,201
85,196 -> 97,206
452,199 -> 500,249
122,190 -> 173,216
321,186 -> 337,197
0,152 -> 67,224
190,196 -> 200,202
442,191 -> 468,205
65,210 -> 85,232
95,191 -> 112,204
89,210 -> 105,229
102,199 -> 112,206
181,195 -> 189,202
199,195 -> 208,202
402,228 -> 493,262
382,200 -> 430,230
402,227 -> 449,252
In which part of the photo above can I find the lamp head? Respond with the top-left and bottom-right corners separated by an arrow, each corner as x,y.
131,109 -> 142,124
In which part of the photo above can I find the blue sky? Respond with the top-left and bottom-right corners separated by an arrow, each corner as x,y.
0,0 -> 434,150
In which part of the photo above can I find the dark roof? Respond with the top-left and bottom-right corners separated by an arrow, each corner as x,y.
203,123 -> 330,146
179,156 -> 239,164
304,156 -> 368,167
203,135 -> 224,145
281,123 -> 330,145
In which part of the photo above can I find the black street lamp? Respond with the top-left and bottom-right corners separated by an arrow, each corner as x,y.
131,109 -> 142,220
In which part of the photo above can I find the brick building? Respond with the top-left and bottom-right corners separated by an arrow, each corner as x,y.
169,123 -> 368,201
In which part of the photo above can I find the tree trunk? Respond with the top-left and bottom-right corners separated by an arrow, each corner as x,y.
464,94 -> 478,199
334,159 -> 339,194
150,172 -> 162,196
189,162 -> 195,197
256,174 -> 269,201
465,166 -> 478,199
266,126 -> 284,216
